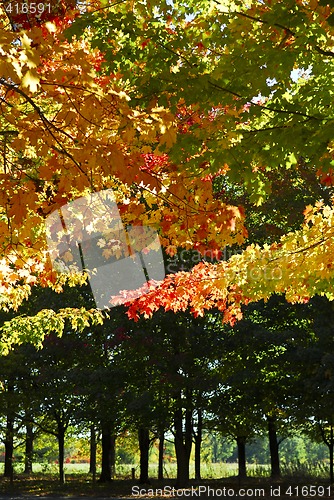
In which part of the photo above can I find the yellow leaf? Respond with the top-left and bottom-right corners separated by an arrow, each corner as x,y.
20,33 -> 32,49
159,127 -> 177,148
45,22 -> 57,33
21,70 -> 40,93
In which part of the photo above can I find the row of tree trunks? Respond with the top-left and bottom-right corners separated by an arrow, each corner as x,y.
8,411 -> 326,486
235,415 -> 281,480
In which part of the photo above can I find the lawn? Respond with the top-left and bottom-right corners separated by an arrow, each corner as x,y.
0,461 -> 257,479
0,463 -> 333,499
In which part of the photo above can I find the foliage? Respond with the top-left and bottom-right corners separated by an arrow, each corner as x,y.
127,202 -> 334,323
0,0 -> 333,349
1,0 -> 334,486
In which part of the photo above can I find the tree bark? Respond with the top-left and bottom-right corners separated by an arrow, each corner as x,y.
99,422 -> 113,482
57,423 -> 66,484
24,421 -> 34,474
89,424 -> 96,477
319,422 -> 334,484
236,435 -> 247,479
212,434 -> 218,463
110,433 -> 116,480
138,427 -> 150,484
267,415 -> 281,478
174,399 -> 192,487
158,430 -> 164,481
329,425 -> 334,484
4,415 -> 14,478
194,409 -> 203,480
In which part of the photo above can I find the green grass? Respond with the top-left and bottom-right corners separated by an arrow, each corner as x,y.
117,462 -> 242,480
0,473 -> 333,499
1,460 -> 329,480
1,461 -> 259,479
0,461 -> 331,498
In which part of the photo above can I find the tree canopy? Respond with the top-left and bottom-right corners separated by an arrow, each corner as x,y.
1,0 -> 334,347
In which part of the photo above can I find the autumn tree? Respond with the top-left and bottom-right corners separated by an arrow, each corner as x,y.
1,4 -> 334,465
84,0 -> 334,322
0,0 -> 246,345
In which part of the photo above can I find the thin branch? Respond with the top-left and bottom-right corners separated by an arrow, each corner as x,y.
242,116 -> 314,134
236,11 -> 295,37
259,102 -> 321,121
0,78 -> 88,177
209,80 -> 321,120
319,422 -> 330,448
315,46 -> 334,58
40,80 -> 118,107
0,79 -> 74,142
232,7 -> 334,60
208,80 -> 242,99
243,124 -> 291,134
155,39 -> 194,68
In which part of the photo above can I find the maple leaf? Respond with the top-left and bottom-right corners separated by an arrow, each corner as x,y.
21,69 -> 40,92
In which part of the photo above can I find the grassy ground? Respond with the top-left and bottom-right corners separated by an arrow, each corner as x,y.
0,462 -> 243,478
1,474 -> 334,499
0,463 -> 333,498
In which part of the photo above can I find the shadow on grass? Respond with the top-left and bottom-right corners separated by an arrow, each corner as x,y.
0,474 -> 333,499
0,474 -> 133,497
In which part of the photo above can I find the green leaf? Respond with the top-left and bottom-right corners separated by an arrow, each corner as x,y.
286,152 -> 298,169
326,13 -> 334,26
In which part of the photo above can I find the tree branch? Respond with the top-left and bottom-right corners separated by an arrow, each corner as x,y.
0,78 -> 88,177
209,80 -> 321,121
236,9 -> 334,60
315,45 -> 334,58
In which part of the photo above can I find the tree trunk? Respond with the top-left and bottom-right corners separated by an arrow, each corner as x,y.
329,425 -> 334,484
57,424 -> 66,484
158,430 -> 164,481
236,436 -> 247,479
174,401 -> 192,487
212,434 -> 218,463
194,409 -> 203,480
24,421 -> 34,474
89,424 -> 96,477
4,415 -> 14,478
138,427 -> 150,484
267,415 -> 281,478
110,433 -> 116,479
319,422 -> 334,484
99,422 -> 113,482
